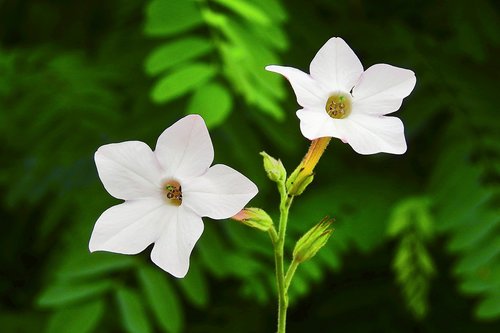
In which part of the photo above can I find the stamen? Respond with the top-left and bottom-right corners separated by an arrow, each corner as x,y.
325,94 -> 351,119
162,180 -> 182,206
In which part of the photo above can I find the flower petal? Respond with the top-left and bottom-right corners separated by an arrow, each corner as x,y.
150,206 -> 204,278
296,109 -> 345,141
352,64 -> 416,115
342,114 -> 407,155
182,164 -> 258,219
155,115 -> 214,179
95,141 -> 164,200
309,37 -> 364,93
89,199 -> 169,254
265,65 -> 328,109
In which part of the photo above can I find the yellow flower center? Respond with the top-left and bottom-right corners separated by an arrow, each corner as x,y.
325,94 -> 351,119
162,180 -> 182,206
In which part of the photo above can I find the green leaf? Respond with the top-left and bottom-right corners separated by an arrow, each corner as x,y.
250,92 -> 284,120
57,253 -> 135,280
448,211 -> 498,251
145,38 -> 214,75
455,236 -> 500,274
37,280 -> 112,307
225,253 -> 263,277
241,276 -> 269,304
116,287 -> 152,333
316,242 -> 342,270
460,265 -> 500,294
475,293 -> 500,319
301,260 -> 323,282
151,63 -> 217,103
145,0 -> 203,37
212,0 -> 270,26
252,24 -> 288,50
289,271 -> 309,298
207,17 -> 286,120
390,214 -> 435,320
251,0 -> 287,22
187,83 -> 232,128
388,197 -> 433,238
178,263 -> 209,307
225,219 -> 272,256
138,266 -> 183,333
198,226 -> 231,278
46,300 -> 105,333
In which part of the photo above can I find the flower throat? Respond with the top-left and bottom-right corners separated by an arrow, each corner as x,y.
325,94 -> 351,119
163,180 -> 182,206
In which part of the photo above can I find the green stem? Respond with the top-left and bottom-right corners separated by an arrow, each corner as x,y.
268,226 -> 279,245
284,259 -> 299,291
275,183 -> 293,333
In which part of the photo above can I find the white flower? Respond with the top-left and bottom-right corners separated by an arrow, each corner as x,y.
89,115 -> 258,278
266,37 -> 416,155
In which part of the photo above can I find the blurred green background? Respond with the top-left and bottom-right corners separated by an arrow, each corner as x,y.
1,0 -> 499,332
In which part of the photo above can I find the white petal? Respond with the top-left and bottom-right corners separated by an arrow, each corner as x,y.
181,164 -> 258,219
296,109 -> 346,141
352,64 -> 416,115
95,141 -> 163,200
309,37 -> 364,92
265,65 -> 328,109
151,207 -> 204,278
89,199 -> 169,254
342,114 -> 407,155
155,115 -> 214,179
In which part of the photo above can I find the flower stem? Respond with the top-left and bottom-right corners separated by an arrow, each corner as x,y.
268,225 -> 279,245
274,138 -> 330,332
275,183 -> 293,333
284,259 -> 299,291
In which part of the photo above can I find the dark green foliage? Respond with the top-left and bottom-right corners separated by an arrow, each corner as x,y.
116,287 -> 153,333
45,300 -> 105,333
1,0 -> 499,332
138,266 -> 184,333
389,197 -> 435,319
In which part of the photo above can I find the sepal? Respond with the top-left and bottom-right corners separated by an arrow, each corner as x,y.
293,216 -> 334,263
232,208 -> 274,232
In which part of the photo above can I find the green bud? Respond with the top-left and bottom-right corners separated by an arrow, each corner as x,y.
286,166 -> 314,196
232,208 -> 274,232
293,217 -> 334,263
260,151 -> 286,184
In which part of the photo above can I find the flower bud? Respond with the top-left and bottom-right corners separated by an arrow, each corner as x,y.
232,208 -> 274,232
293,217 -> 334,263
260,151 -> 286,184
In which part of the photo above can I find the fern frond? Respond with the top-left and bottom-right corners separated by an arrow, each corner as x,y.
144,0 -> 288,127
